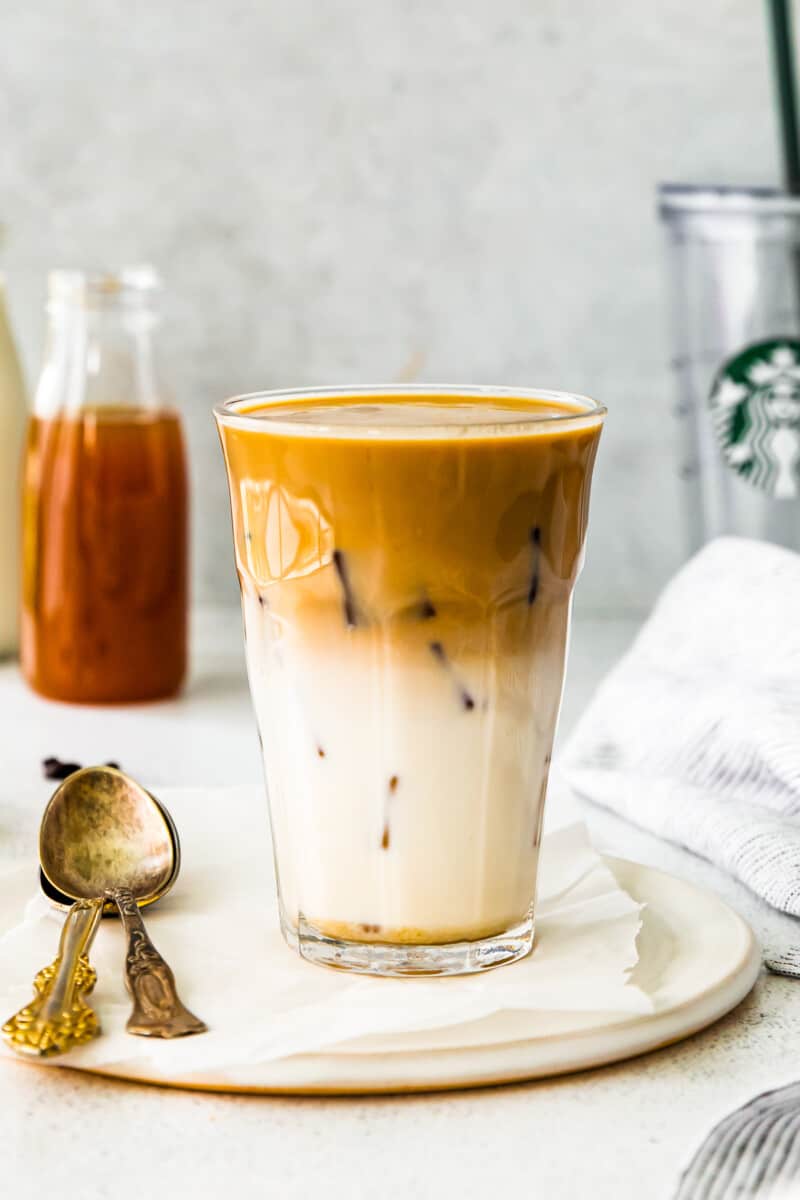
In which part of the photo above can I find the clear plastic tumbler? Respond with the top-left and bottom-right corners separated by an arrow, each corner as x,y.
660,184 -> 800,551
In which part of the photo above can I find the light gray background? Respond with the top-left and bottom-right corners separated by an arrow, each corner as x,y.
1,0 -> 784,612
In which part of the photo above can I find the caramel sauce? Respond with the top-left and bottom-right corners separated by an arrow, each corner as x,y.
21,407 -> 188,703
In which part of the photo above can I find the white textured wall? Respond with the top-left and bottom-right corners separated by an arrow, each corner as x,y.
2,0 -> 782,612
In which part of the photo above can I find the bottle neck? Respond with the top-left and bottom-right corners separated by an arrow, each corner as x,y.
34,295 -> 164,420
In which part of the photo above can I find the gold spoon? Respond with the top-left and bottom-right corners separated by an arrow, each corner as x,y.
3,766 -> 206,1057
2,895 -> 103,1057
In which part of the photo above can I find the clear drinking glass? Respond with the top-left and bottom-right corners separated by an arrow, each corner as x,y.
216,385 -> 605,976
660,185 -> 800,551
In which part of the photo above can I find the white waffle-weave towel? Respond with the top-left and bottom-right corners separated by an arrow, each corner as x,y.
563,537 -> 800,915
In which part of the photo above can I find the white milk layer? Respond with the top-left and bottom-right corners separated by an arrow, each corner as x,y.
243,591 -> 569,943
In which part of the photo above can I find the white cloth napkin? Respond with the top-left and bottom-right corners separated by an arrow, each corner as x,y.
0,786 -> 649,1082
564,536 -> 800,917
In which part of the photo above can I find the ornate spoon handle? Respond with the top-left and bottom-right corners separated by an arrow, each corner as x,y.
2,898 -> 103,1057
108,886 -> 207,1038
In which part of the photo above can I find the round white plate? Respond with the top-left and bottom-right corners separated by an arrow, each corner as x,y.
80,857 -> 759,1094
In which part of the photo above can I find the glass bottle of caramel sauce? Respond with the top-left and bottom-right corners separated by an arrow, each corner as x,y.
21,268 -> 188,703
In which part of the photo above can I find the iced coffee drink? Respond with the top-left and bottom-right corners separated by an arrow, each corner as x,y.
216,386 -> 604,975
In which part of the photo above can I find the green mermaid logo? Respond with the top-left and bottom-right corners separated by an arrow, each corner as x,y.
709,338 -> 800,499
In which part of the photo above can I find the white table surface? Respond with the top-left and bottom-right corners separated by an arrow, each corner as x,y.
2,610 -> 798,1200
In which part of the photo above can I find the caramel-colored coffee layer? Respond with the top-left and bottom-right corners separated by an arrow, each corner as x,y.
220,394 -> 601,626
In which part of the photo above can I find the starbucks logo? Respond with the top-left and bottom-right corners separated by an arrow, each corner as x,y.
709,339 -> 800,499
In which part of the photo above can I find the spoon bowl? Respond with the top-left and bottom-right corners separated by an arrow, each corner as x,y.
39,786 -> 181,915
40,766 -> 176,906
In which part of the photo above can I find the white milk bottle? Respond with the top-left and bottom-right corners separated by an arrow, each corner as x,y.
0,258 -> 27,657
